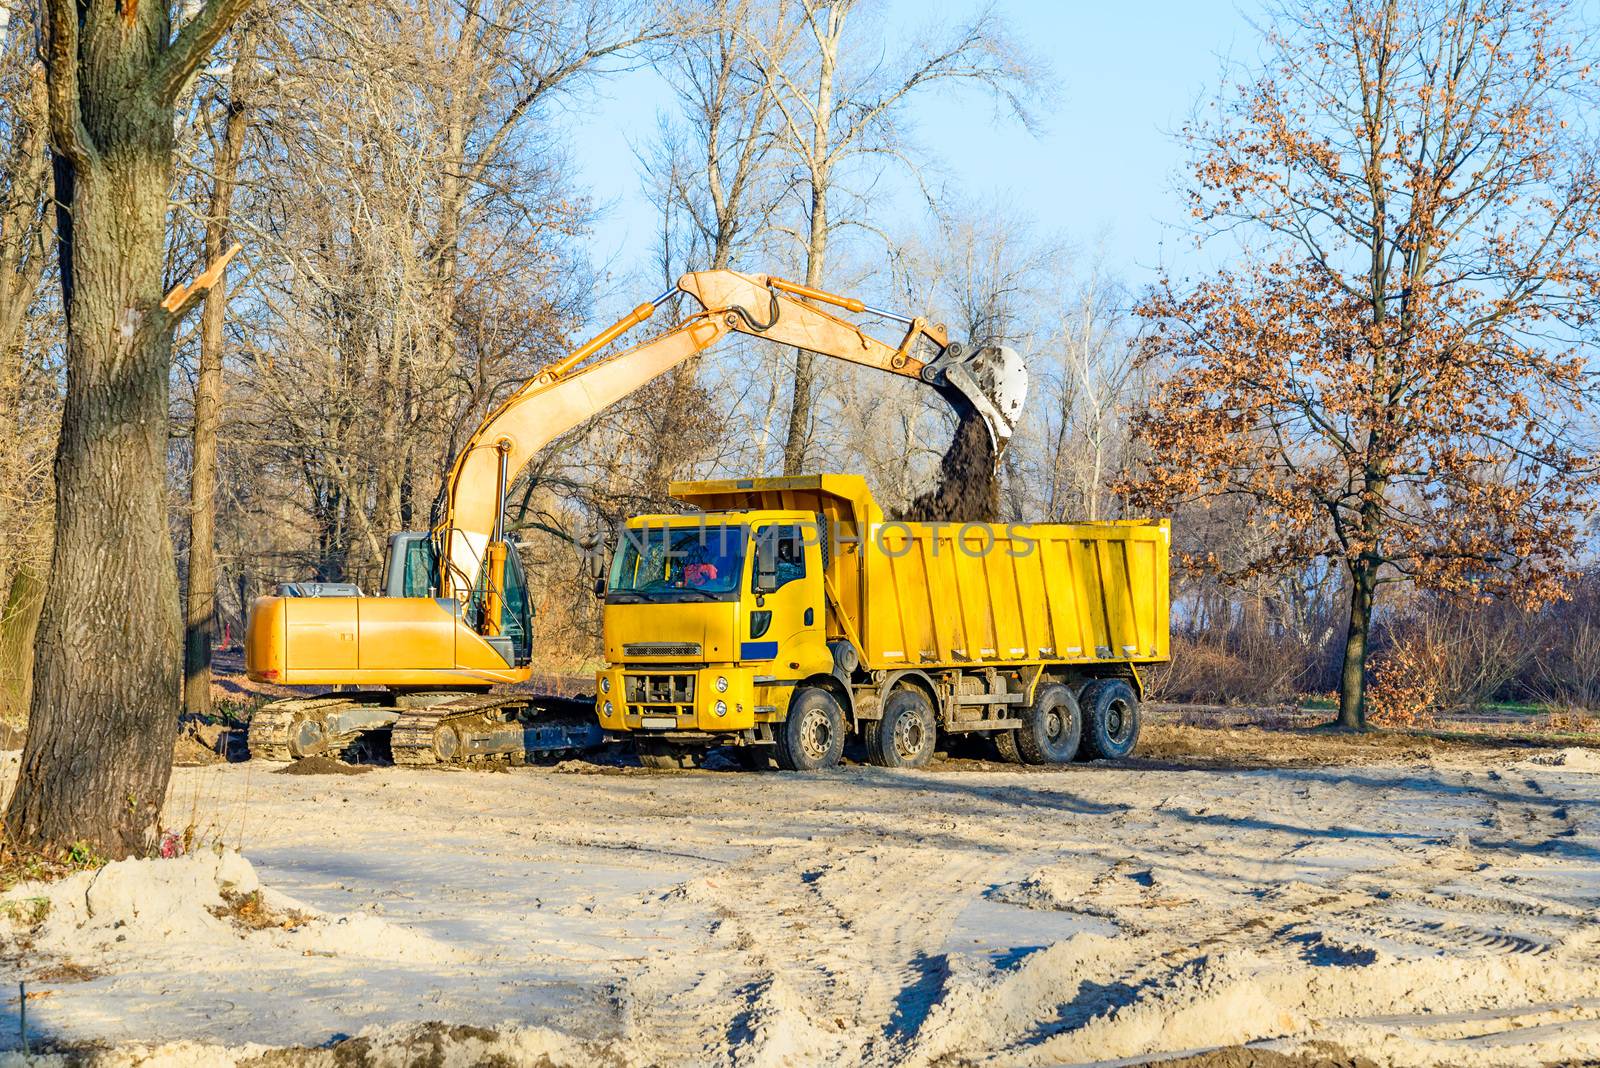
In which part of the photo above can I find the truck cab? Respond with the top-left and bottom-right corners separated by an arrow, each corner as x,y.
595,510 -> 835,745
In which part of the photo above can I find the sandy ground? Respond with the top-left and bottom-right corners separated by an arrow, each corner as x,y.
4,727 -> 1600,1066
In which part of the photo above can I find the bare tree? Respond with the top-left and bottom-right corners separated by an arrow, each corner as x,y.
183,15 -> 263,717
749,1 -> 1038,473
0,14 -> 56,724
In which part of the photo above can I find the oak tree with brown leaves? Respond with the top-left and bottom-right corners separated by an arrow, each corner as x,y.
1122,0 -> 1600,729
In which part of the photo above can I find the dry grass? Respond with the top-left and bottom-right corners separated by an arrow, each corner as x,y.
32,960 -> 97,983
209,888 -> 314,932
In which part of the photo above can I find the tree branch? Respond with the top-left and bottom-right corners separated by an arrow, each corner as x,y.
150,0 -> 258,106
42,0 -> 97,168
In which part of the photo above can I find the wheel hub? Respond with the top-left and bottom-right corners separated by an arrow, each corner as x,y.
800,710 -> 832,760
1106,701 -> 1128,740
893,713 -> 925,758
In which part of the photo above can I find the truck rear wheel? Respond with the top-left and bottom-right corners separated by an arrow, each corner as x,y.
1015,683 -> 1082,765
1080,679 -> 1141,760
866,688 -> 937,768
775,687 -> 846,771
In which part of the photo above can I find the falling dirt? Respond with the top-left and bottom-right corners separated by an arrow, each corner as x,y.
272,755 -> 370,776
901,407 -> 999,522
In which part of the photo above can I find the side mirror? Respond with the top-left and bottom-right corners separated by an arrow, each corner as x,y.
754,535 -> 779,594
593,577 -> 606,599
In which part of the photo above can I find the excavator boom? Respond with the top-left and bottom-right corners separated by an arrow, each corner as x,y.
437,268 -> 1028,597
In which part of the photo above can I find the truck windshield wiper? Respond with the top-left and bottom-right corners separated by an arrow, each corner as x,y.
665,588 -> 722,601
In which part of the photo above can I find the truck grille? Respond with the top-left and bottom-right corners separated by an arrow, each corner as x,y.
623,642 -> 702,657
625,673 -> 695,711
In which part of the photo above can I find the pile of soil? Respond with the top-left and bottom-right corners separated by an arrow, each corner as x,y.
272,754 -> 370,776
174,720 -> 226,766
1156,1046 -> 1379,1068
902,408 -> 999,522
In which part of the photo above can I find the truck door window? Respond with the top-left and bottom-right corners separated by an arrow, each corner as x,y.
753,526 -> 806,592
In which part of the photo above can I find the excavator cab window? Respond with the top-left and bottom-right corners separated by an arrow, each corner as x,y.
401,539 -> 436,597
466,546 -> 532,664
383,532 -> 438,598
499,550 -> 532,663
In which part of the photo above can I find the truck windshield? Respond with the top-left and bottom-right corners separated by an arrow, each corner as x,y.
608,525 -> 746,602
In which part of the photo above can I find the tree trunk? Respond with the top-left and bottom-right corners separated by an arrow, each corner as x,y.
780,21 -> 836,476
780,192 -> 828,475
6,0 -> 256,858
1337,560 -> 1376,730
0,562 -> 46,723
185,34 -> 256,717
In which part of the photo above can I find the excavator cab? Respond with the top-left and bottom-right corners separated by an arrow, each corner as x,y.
380,531 -> 532,666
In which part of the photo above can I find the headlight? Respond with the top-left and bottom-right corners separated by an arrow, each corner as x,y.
603,701 -> 614,717
600,677 -> 610,693
714,700 -> 727,717
715,675 -> 729,693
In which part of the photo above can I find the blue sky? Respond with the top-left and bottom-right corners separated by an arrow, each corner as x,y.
569,1 -> 1257,298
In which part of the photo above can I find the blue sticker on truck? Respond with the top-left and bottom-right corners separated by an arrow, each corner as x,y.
740,641 -> 779,660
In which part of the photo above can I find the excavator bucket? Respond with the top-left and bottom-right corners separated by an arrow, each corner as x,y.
932,343 -> 1029,453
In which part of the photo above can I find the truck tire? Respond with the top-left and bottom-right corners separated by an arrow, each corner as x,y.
636,742 -> 704,770
1014,683 -> 1082,765
993,729 -> 1024,764
775,687 -> 846,771
1079,679 -> 1141,760
866,688 -> 937,768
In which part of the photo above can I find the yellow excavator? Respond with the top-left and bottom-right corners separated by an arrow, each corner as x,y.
244,268 -> 1028,765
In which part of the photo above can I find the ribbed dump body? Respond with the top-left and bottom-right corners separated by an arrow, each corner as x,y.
670,475 -> 1169,671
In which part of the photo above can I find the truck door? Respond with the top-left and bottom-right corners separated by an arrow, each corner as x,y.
747,524 -> 822,664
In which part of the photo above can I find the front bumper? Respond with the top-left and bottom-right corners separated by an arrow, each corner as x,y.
595,665 -> 757,732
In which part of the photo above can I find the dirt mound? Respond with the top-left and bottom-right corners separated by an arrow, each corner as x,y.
1517,746 -> 1600,772
902,407 -> 999,522
273,754 -> 370,775
1157,1046 -> 1379,1068
175,724 -> 225,766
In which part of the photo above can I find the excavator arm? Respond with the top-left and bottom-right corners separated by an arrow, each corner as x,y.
435,268 -> 1028,603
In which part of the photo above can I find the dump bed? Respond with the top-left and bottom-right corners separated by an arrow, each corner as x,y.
671,475 -> 1169,671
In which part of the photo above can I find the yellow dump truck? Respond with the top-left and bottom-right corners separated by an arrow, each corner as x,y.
596,475 -> 1169,771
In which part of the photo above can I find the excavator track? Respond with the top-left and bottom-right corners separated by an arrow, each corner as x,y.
247,694 -> 401,762
246,696 -> 389,761
391,693 -> 602,768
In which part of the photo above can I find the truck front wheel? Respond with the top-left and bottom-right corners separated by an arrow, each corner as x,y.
775,687 -> 846,771
1079,679 -> 1141,760
1015,683 -> 1082,765
866,688 -> 937,768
